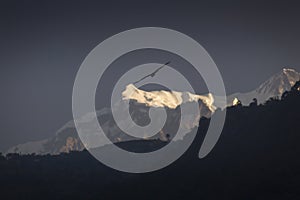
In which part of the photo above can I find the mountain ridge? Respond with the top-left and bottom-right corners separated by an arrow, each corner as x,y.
227,68 -> 299,106
6,68 -> 300,155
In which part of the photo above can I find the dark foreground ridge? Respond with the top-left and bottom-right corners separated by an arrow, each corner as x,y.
1,81 -> 300,200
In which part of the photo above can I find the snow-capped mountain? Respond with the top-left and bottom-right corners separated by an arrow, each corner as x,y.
122,84 -> 216,112
227,68 -> 300,106
6,68 -> 299,155
6,85 -> 214,155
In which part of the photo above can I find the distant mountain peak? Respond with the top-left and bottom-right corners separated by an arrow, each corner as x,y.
6,67 -> 300,155
122,84 -> 216,112
228,68 -> 300,106
256,67 -> 299,95
283,67 -> 296,73
282,68 -> 299,85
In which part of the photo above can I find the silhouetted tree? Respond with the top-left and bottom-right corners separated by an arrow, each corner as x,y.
249,98 -> 258,107
0,152 -> 5,161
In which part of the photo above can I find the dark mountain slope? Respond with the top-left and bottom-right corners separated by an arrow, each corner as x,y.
0,81 -> 300,200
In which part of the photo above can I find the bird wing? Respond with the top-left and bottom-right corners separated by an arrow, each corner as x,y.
133,61 -> 171,85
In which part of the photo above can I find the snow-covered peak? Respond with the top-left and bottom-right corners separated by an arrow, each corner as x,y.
7,68 -> 299,155
122,84 -> 216,112
282,68 -> 299,86
255,68 -> 299,96
283,68 -> 296,73
227,68 -> 299,106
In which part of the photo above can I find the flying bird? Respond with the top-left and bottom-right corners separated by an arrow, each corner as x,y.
133,61 -> 171,84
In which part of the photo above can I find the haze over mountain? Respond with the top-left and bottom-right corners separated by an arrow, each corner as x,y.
6,68 -> 300,155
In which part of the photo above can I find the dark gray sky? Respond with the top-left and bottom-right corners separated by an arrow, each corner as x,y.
0,0 -> 300,151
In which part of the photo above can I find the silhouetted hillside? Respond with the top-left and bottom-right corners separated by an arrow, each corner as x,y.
1,81 -> 299,200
